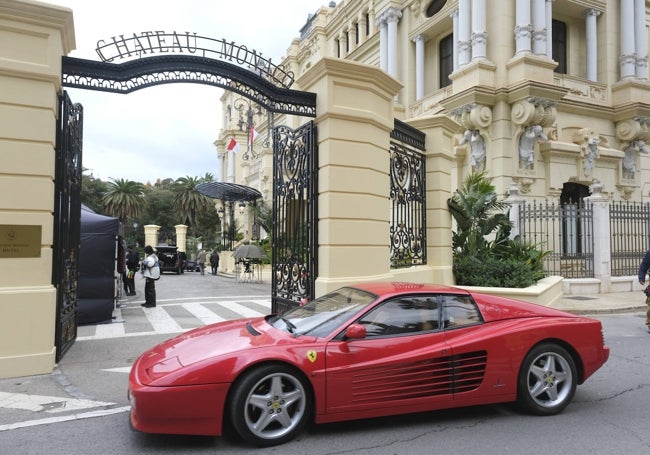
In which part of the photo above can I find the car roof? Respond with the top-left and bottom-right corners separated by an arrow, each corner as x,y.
349,282 -> 469,296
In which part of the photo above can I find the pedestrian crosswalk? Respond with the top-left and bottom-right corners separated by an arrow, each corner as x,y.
76,295 -> 272,340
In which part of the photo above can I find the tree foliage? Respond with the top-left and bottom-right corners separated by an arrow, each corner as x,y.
102,178 -> 147,220
448,171 -> 548,288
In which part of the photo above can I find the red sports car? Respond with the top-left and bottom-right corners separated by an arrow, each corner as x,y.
128,282 -> 609,447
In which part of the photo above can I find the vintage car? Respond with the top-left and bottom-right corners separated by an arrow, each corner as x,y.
128,282 -> 609,447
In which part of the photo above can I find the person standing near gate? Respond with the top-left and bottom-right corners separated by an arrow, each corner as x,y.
210,250 -> 220,275
637,249 -> 650,333
198,249 -> 207,275
141,245 -> 160,308
124,244 -> 139,296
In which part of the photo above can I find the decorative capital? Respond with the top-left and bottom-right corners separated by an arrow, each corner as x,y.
451,103 -> 492,130
511,98 -> 557,127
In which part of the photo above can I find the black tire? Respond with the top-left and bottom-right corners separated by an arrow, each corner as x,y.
229,364 -> 311,447
517,343 -> 577,416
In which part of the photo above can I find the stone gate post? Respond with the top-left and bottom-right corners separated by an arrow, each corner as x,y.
0,1 -> 74,378
296,58 -> 402,296
586,180 -> 612,292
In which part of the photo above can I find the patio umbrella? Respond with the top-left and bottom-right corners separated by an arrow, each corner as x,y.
232,243 -> 267,259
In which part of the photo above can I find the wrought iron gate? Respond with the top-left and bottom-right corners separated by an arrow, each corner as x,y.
53,91 -> 83,361
271,122 -> 318,313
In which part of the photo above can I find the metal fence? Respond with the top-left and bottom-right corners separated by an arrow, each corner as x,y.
610,201 -> 650,276
519,200 -> 594,278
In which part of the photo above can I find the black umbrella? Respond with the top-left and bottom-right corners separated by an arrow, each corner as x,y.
232,243 -> 267,259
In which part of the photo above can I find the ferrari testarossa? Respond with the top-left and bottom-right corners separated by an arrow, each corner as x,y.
128,282 -> 609,447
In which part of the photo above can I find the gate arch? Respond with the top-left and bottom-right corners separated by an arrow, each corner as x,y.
56,48 -> 318,357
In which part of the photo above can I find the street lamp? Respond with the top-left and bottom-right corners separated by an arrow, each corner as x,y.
238,201 -> 246,214
233,96 -> 264,161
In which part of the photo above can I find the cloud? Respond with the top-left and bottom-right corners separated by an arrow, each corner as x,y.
51,0 -> 327,183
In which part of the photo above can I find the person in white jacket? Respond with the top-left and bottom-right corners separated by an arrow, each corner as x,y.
141,245 -> 160,308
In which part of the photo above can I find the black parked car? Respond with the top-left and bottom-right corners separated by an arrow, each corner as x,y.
155,245 -> 182,274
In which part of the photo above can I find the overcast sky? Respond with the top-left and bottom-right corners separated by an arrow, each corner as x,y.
50,0 -> 327,184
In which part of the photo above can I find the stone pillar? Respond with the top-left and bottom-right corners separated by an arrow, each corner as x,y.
451,9 -> 459,71
585,9 -> 600,82
471,0 -> 487,60
144,225 -> 160,249
634,0 -> 648,79
620,0 -> 636,80
414,34 -> 425,99
545,0 -> 553,58
458,0 -> 471,66
515,0 -> 532,54
532,0 -> 547,55
296,58 -> 402,296
386,7 -> 401,79
585,180 -> 611,292
378,16 -> 388,72
0,1 -> 74,378
505,183 -> 525,239
174,224 -> 188,253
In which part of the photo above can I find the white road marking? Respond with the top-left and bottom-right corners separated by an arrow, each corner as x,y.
143,306 -> 183,333
101,367 -> 132,374
0,406 -> 130,432
182,302 -> 226,325
0,392 -> 113,414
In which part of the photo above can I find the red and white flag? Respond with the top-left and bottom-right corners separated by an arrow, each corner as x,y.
227,137 -> 239,153
249,126 -> 259,143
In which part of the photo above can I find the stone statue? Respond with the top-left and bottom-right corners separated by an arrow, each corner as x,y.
518,125 -> 547,169
460,130 -> 486,172
623,140 -> 649,179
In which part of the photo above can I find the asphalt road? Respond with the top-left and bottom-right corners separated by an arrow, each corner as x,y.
1,273 -> 649,454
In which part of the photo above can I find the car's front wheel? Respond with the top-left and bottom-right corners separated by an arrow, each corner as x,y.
517,343 -> 577,415
229,364 -> 311,447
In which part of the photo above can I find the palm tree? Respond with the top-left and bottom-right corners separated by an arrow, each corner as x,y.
447,171 -> 510,257
102,178 -> 147,221
172,176 -> 214,233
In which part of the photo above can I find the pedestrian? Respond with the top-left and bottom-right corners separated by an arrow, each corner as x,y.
637,249 -> 650,333
210,250 -> 220,275
124,244 -> 139,296
198,249 -> 206,275
141,245 -> 160,308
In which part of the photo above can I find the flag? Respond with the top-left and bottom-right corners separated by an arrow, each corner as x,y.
227,137 -> 239,153
249,126 -> 259,143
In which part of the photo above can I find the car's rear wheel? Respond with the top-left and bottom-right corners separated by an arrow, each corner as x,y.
517,343 -> 577,415
229,364 -> 311,447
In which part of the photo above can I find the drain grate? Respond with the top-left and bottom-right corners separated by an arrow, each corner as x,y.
565,296 -> 597,301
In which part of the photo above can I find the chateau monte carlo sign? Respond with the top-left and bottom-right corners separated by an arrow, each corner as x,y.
95,31 -> 295,89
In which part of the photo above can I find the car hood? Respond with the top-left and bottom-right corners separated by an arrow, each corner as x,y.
135,317 -> 310,382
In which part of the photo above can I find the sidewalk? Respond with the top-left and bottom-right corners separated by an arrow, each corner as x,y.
550,290 -> 647,315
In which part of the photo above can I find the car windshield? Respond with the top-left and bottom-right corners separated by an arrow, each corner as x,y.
270,287 -> 377,338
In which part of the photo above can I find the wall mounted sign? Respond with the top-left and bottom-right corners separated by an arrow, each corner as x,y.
0,225 -> 41,258
95,32 -> 295,88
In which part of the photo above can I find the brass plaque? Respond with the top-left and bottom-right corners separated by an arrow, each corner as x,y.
0,225 -> 42,258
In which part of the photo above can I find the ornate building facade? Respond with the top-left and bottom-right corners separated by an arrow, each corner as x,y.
220,0 -> 650,208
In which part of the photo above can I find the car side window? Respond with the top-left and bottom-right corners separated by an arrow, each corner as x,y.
441,295 -> 482,329
358,296 -> 440,337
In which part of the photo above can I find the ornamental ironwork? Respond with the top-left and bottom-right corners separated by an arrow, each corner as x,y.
53,91 -> 83,361
272,122 -> 318,313
389,120 -> 427,269
61,55 -> 316,117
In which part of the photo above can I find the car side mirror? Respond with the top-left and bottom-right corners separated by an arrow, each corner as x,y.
345,324 -> 367,339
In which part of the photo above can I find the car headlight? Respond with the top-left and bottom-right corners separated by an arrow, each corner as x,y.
145,356 -> 184,381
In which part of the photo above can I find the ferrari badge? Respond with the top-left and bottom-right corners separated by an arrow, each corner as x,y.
307,350 -> 317,363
